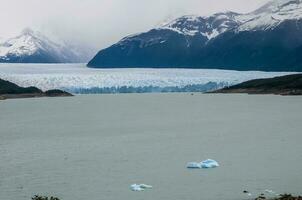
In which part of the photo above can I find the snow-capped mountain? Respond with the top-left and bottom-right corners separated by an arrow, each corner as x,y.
159,12 -> 240,40
88,0 -> 302,71
238,0 -> 302,31
0,28 -> 91,63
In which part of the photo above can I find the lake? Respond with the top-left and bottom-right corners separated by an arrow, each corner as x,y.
1,93 -> 302,200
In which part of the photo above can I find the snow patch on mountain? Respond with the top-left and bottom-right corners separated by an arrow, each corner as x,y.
152,0 -> 302,38
237,0 -> 302,31
158,12 -> 240,40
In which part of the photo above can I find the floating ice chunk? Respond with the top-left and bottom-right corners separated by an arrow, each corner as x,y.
200,159 -> 219,168
130,184 -> 152,191
139,184 -> 153,189
187,159 -> 219,169
131,184 -> 144,191
187,162 -> 202,169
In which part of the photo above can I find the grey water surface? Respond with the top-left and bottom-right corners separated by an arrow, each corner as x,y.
0,93 -> 302,200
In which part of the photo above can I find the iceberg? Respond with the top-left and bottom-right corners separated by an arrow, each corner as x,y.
139,184 -> 153,189
187,159 -> 219,169
187,162 -> 202,169
130,184 -> 153,191
200,159 -> 219,168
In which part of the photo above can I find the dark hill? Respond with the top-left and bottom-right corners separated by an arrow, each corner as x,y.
212,74 -> 302,95
0,79 -> 72,100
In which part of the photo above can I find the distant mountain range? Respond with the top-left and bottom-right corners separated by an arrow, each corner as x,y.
0,28 -> 94,63
88,0 -> 302,71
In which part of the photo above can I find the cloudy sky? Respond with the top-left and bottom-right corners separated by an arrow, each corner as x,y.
1,0 -> 269,49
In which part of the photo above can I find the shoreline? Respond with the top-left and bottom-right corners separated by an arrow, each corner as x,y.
2,91 -> 302,101
0,92 -> 72,100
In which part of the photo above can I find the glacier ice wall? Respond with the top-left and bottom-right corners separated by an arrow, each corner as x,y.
0,63 -> 294,94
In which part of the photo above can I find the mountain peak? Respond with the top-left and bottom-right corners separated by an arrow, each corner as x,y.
236,0 -> 302,31
158,12 -> 240,39
253,0 -> 302,14
0,29 -> 80,63
21,28 -> 34,35
269,0 -> 301,7
19,28 -> 49,43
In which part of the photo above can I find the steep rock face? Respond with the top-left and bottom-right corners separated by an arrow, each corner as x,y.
88,29 -> 206,67
88,0 -> 302,71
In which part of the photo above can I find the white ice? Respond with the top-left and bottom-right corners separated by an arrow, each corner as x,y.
187,159 -> 219,169
200,159 -> 219,168
0,63 -> 295,94
130,184 -> 152,191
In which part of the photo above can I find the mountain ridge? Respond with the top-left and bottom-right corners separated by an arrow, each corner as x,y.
88,0 -> 302,71
0,28 -> 93,63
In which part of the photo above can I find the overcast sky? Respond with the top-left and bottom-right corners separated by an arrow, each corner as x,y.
1,0 -> 269,49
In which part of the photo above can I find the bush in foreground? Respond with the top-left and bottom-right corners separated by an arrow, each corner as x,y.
255,194 -> 302,200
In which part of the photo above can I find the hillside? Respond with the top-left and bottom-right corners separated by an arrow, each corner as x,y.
0,78 -> 72,100
212,74 -> 302,95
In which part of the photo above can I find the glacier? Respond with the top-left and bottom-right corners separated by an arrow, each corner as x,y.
0,63 -> 294,94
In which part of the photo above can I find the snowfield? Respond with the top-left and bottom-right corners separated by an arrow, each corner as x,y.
0,63 -> 294,94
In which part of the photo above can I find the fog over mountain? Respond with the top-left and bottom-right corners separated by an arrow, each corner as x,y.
1,0 -> 268,50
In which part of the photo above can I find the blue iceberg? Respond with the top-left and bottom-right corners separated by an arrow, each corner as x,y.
187,159 -> 219,169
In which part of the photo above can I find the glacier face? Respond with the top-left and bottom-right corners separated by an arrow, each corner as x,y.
0,63 -> 295,94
